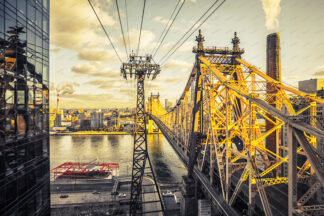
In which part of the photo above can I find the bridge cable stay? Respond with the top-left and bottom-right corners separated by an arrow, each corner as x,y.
115,0 -> 128,58
87,0 -> 123,63
151,0 -> 186,58
136,0 -> 147,56
148,30 -> 324,215
159,0 -> 226,65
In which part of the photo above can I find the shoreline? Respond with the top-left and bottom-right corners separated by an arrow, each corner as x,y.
50,131 -> 162,136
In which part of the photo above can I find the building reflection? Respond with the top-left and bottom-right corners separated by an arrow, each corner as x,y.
0,0 -> 50,215
90,135 -> 104,144
71,135 -> 87,145
107,134 -> 120,146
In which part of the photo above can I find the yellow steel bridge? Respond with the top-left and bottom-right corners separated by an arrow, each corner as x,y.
147,31 -> 324,216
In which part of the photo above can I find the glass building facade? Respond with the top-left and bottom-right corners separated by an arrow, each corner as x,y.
0,0 -> 50,215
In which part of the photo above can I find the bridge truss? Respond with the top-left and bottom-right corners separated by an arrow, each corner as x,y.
148,30 -> 324,216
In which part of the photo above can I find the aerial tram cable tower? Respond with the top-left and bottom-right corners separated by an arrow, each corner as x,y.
121,53 -> 165,215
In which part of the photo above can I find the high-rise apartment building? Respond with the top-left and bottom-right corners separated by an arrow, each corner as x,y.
0,0 -> 50,215
91,111 -> 104,129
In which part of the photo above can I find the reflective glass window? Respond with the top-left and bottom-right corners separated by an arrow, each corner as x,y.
27,1 -> 35,25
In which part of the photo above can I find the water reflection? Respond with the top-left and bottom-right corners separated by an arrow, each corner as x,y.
148,134 -> 174,181
107,135 -> 120,147
71,136 -> 86,145
90,135 -> 103,143
50,135 -> 186,183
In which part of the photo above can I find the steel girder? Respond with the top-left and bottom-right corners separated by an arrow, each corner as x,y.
148,51 -> 324,216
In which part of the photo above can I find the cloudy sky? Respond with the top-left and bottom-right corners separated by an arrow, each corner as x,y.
49,0 -> 324,109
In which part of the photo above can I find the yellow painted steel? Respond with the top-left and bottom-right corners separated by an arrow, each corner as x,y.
147,50 -> 323,212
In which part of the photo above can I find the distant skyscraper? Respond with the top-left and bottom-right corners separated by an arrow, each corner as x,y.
0,0 -> 50,215
91,111 -> 104,129
54,111 -> 62,127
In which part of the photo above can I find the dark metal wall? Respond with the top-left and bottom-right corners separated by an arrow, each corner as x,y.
0,0 -> 50,215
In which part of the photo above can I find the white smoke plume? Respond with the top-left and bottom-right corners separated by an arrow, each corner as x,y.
261,0 -> 281,32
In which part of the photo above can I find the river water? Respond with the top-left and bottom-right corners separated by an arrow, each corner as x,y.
50,134 -> 186,183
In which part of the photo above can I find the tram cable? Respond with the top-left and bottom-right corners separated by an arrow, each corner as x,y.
87,0 -> 123,63
159,0 -> 226,66
136,0 -> 147,56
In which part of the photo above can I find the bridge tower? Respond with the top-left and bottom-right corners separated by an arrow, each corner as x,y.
121,53 -> 164,215
148,93 -> 162,134
180,30 -> 246,216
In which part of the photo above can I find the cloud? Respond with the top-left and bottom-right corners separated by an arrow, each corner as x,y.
50,0 -> 116,50
261,0 -> 281,32
56,82 -> 79,95
61,93 -> 113,100
50,82 -> 56,91
313,71 -> 324,76
86,79 -> 123,90
86,79 -> 115,87
153,16 -> 185,34
177,41 -> 196,52
154,16 -> 168,24
118,29 -> 157,53
50,48 -> 61,53
78,47 -> 119,62
147,83 -> 161,89
71,63 -> 98,75
162,60 -> 193,70
161,77 -> 184,83
119,89 -> 131,95
51,93 -> 133,109
71,62 -> 120,78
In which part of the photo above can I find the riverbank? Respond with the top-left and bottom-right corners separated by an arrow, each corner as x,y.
51,131 -> 162,135
51,131 -> 132,135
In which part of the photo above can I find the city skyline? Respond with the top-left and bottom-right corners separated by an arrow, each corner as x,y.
50,0 -> 324,109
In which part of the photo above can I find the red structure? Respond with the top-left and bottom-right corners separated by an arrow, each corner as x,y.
50,162 -> 119,179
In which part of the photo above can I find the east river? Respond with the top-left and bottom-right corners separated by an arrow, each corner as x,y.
50,134 -> 186,183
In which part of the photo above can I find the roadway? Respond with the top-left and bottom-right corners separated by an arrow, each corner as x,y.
51,191 -> 129,206
142,176 -> 163,216
150,114 -> 240,216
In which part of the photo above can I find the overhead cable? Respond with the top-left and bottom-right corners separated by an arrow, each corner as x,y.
125,0 -> 131,54
151,0 -> 184,57
116,0 -> 128,58
88,0 -> 123,63
136,0 -> 147,56
159,0 -> 226,66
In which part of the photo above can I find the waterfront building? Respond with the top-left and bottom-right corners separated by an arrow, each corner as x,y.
298,78 -> 324,122
298,78 -> 324,95
91,111 -> 104,129
53,110 -> 62,127
0,0 -> 50,215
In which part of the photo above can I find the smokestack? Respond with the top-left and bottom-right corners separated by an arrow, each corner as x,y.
57,93 -> 60,112
266,33 -> 281,82
266,33 -> 281,157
